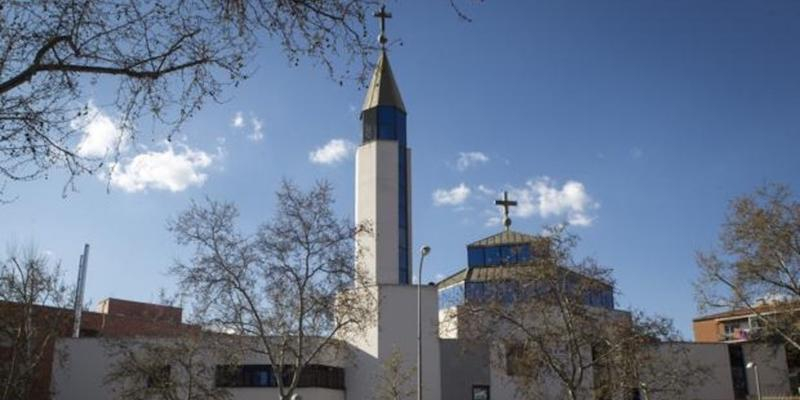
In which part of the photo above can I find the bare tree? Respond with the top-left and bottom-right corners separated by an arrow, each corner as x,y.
609,313 -> 708,400
372,347 -> 416,400
169,180 -> 374,400
457,227 -> 700,400
104,332 -> 235,400
0,0 -> 380,197
696,183 -> 800,350
0,245 -> 73,400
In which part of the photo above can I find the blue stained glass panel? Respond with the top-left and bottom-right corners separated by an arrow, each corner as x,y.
484,246 -> 501,265
438,283 -> 465,309
468,248 -> 485,267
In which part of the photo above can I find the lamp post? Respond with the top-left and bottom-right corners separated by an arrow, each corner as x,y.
417,245 -> 431,400
639,382 -> 650,400
746,362 -> 762,400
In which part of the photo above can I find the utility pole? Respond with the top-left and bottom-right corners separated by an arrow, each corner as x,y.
72,244 -> 90,338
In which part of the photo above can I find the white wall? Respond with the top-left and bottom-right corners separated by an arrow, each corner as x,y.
52,338 -> 347,400
643,342 -> 791,400
355,141 -> 399,286
743,342 -> 791,397
345,285 -> 441,400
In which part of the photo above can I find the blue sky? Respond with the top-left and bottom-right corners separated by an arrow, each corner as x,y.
2,0 -> 800,336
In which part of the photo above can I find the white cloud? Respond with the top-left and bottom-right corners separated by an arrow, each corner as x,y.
73,102 -> 128,158
309,139 -> 356,165
230,111 -> 263,141
507,177 -> 599,227
249,117 -> 264,142
476,184 -> 495,197
231,111 -> 245,128
455,151 -> 489,171
433,183 -> 471,206
108,142 -> 214,193
630,147 -> 644,159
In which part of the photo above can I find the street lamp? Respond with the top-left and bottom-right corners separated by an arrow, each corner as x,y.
417,245 -> 431,400
639,382 -> 650,400
746,362 -> 762,400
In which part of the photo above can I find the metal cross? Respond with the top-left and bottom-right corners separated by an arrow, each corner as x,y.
495,191 -> 518,231
374,5 -> 392,47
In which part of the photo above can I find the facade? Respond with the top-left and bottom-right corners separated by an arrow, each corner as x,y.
639,342 -> 790,400
694,304 -> 800,395
0,298 -> 195,400
693,303 -> 799,343
52,337 -> 347,400
436,229 -> 632,399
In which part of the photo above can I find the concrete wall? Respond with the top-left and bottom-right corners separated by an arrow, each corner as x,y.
439,339 -> 489,400
643,342 -> 791,400
643,342 -> 735,400
52,338 -> 346,400
743,342 -> 791,397
355,140 -> 400,286
345,285 -> 441,400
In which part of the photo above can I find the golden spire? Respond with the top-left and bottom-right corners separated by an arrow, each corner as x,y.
362,6 -> 405,113
362,50 -> 406,113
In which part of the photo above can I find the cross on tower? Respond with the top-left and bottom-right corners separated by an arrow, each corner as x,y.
495,191 -> 518,231
374,5 -> 392,48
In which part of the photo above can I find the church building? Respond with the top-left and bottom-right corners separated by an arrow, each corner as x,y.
45,7 -> 792,400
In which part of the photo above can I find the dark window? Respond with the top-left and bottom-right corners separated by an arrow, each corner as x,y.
499,245 -> 516,264
514,245 -> 532,263
377,107 -> 397,140
464,282 -> 487,302
484,246 -> 501,265
468,247 -> 485,267
215,365 -> 344,389
397,115 -> 407,145
79,328 -> 100,337
728,345 -> 748,399
472,385 -> 490,400
146,365 -> 171,389
505,344 -> 531,376
361,109 -> 377,142
399,245 -> 409,284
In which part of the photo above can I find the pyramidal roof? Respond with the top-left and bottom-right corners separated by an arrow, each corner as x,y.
362,50 -> 406,113
467,230 -> 541,247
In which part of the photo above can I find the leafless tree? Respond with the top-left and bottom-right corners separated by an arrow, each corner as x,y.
0,245 -> 73,400
372,347 -> 416,400
0,0 -> 381,197
457,226 -> 701,400
696,183 -> 800,350
104,332 -> 236,400
609,313 -> 708,400
169,180 -> 374,400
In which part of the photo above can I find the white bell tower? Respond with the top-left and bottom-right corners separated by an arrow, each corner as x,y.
346,6 -> 441,400
354,48 -> 412,286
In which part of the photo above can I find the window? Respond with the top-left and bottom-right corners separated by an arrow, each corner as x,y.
438,283 -> 465,309
146,365 -> 171,389
215,365 -> 344,389
377,106 -> 397,140
472,385 -> 490,400
505,344 -> 530,376
728,345 -> 749,399
484,246 -> 501,265
468,247 -> 485,267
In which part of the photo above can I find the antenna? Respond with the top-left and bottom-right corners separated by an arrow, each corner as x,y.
72,244 -> 90,338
